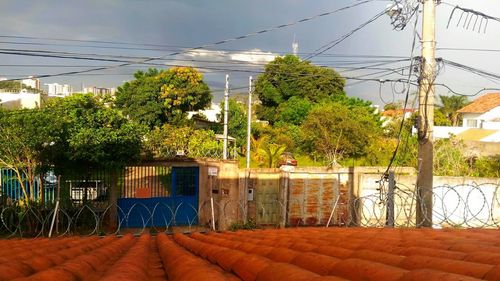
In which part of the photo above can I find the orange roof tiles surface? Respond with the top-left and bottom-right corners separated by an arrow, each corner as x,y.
381,109 -> 416,117
0,228 -> 499,280
457,92 -> 500,113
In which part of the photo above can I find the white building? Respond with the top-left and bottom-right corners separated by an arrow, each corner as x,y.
21,77 -> 40,90
434,93 -> 500,156
45,83 -> 72,97
83,86 -> 116,95
187,103 -> 221,122
0,89 -> 45,109
457,93 -> 500,130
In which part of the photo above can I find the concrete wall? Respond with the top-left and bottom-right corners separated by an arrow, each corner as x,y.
238,166 -> 417,227
358,173 -> 500,227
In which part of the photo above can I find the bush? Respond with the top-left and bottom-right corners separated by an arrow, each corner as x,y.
228,219 -> 257,232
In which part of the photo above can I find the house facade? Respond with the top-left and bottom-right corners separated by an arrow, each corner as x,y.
458,92 -> 500,130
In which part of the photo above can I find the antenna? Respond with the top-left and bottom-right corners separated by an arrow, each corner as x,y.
292,34 -> 299,56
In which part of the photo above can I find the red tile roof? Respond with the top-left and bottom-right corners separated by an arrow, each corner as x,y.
457,92 -> 500,113
1,228 -> 500,280
381,109 -> 416,117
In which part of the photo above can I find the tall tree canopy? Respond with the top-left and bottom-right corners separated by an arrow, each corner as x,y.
254,55 -> 345,123
46,94 -> 145,169
115,67 -> 211,128
301,101 -> 382,166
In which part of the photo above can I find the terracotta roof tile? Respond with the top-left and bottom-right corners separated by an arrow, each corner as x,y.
457,92 -> 500,113
1,228 -> 500,280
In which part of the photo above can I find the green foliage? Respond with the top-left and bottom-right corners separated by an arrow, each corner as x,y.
46,94 -> 145,169
383,101 -> 402,111
228,219 -> 257,231
0,108 -> 58,202
251,136 -> 287,168
433,137 -> 471,176
0,80 -> 42,94
301,101 -> 382,166
217,98 -> 248,149
254,55 -> 345,123
472,156 -> 500,178
437,95 -> 469,127
115,67 -> 211,128
115,69 -> 167,128
144,124 -> 222,159
434,108 -> 452,126
276,96 -> 312,125
160,67 -> 211,120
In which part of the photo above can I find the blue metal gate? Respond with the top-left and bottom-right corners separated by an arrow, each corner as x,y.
0,168 -> 53,203
118,166 -> 199,228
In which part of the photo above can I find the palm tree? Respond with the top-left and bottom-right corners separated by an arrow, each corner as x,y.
251,136 -> 287,168
438,95 -> 469,126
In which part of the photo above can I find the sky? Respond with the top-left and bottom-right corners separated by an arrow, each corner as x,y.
1,0 -> 500,106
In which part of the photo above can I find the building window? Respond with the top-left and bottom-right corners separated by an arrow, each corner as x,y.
467,119 -> 478,128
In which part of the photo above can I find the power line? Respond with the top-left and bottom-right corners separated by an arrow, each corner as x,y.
442,59 -> 500,83
1,0 -> 376,82
437,47 -> 500,53
305,9 -> 388,60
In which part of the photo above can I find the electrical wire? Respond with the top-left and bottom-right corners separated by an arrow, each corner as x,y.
0,0 -> 376,82
305,9 -> 388,60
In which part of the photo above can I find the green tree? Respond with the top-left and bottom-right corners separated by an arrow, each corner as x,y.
276,96 -> 313,126
254,55 -> 345,123
0,80 -> 43,94
217,98 -> 248,150
115,67 -> 211,128
301,101 -> 382,166
438,95 -> 469,127
434,108 -> 452,126
46,94 -> 145,169
0,108 -> 59,203
160,67 -> 211,121
383,101 -> 402,111
144,125 -> 222,159
251,136 -> 287,168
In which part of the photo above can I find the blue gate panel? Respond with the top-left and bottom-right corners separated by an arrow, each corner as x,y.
118,197 -> 198,228
118,166 -> 199,228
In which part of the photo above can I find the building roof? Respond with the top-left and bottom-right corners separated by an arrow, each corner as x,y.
4,228 -> 499,280
381,109 -> 415,117
458,92 -> 500,114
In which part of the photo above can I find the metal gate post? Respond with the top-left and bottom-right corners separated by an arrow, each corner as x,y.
386,171 -> 395,227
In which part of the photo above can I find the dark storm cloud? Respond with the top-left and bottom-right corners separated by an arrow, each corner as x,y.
1,0 -> 500,104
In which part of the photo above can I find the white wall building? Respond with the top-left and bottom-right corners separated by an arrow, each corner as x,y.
83,86 -> 116,95
45,83 -> 72,97
434,93 -> 500,146
187,103 -> 221,122
0,89 -> 45,109
458,92 -> 500,130
21,77 -> 40,90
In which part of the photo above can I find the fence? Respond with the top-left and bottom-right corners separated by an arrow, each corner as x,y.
1,181 -> 498,238
0,169 -> 48,203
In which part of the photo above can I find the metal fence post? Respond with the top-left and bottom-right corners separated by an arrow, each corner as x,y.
386,171 -> 395,228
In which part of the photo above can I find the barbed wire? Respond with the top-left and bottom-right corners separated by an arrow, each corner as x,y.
1,182 -> 498,238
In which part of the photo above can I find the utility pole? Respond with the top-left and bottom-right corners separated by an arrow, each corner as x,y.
223,74 -> 229,160
246,76 -> 253,169
416,0 -> 436,227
